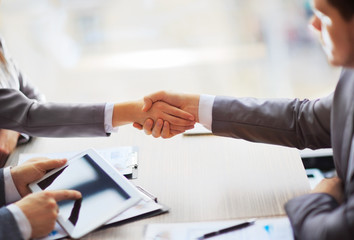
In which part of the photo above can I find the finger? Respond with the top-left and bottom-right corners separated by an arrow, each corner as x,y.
143,119 -> 154,135
152,119 -> 163,138
161,121 -> 171,139
160,104 -> 195,121
142,97 -> 154,112
170,124 -> 195,132
26,157 -> 51,163
35,159 -> 67,171
133,122 -> 143,130
142,91 -> 169,112
162,113 -> 195,126
50,190 -> 82,202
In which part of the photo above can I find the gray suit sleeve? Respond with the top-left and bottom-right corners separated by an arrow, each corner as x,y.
17,69 -> 45,103
0,88 -> 108,137
0,169 -> 6,207
0,207 -> 24,240
0,170 -> 25,240
212,94 -> 332,149
285,193 -> 354,240
285,135 -> 354,240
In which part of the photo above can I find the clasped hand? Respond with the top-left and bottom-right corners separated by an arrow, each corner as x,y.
133,91 -> 200,138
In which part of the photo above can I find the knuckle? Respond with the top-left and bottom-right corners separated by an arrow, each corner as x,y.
47,199 -> 57,209
52,211 -> 58,219
152,131 -> 160,138
42,191 -> 52,199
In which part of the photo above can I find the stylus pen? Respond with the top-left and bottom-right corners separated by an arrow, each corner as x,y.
196,219 -> 256,240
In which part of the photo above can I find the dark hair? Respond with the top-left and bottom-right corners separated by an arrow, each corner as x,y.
328,0 -> 354,21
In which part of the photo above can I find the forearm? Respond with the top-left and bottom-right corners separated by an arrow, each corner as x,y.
285,193 -> 354,240
3,167 -> 21,204
211,96 -> 332,149
112,100 -> 144,127
0,89 -> 107,137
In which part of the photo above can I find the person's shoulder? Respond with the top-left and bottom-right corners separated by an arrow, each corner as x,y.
339,68 -> 354,81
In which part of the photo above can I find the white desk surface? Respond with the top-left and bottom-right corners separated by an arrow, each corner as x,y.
7,127 -> 310,240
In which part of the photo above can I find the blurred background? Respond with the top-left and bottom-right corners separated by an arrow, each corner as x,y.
0,0 -> 341,104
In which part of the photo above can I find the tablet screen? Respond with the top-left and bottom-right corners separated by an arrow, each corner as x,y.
37,154 -> 131,232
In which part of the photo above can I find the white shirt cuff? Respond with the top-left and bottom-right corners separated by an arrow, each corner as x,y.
198,94 -> 215,130
7,204 -> 32,240
17,133 -> 30,144
104,103 -> 119,133
4,167 -> 22,204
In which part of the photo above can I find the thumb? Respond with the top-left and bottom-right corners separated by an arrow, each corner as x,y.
36,158 -> 67,172
142,96 -> 153,112
133,122 -> 143,130
50,190 -> 82,202
142,91 -> 168,112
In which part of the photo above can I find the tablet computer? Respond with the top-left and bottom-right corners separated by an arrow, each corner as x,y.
29,148 -> 142,239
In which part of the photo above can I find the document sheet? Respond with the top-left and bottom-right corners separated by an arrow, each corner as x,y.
144,217 -> 294,240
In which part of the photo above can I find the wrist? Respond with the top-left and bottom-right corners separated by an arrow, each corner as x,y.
112,100 -> 144,127
7,203 -> 32,240
10,168 -> 22,196
5,167 -> 22,203
184,94 -> 200,122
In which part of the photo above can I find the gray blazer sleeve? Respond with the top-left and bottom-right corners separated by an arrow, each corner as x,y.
0,169 -> 24,240
0,88 -> 108,137
285,191 -> 354,240
0,207 -> 24,240
17,67 -> 45,103
212,94 -> 332,149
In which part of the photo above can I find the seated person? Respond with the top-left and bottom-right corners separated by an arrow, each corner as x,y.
135,0 -> 354,239
1,157 -> 81,240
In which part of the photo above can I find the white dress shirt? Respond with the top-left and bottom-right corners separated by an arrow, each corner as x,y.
198,94 -> 215,130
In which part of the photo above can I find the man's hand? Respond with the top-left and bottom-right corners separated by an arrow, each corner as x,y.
311,177 -> 344,204
11,158 -> 67,197
15,190 -> 82,238
0,129 -> 20,167
142,91 -> 200,121
133,118 -> 181,138
113,97 -> 196,137
133,91 -> 200,138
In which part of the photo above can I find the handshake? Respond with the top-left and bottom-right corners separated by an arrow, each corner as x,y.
5,91 -> 201,239
113,91 -> 201,138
